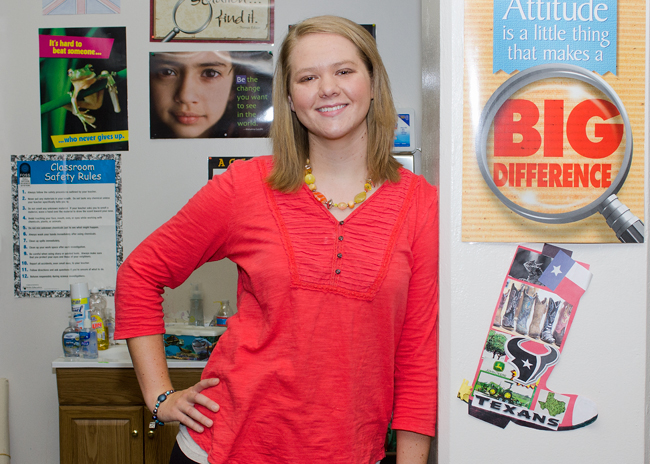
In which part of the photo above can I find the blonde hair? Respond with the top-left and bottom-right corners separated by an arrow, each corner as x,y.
268,15 -> 401,192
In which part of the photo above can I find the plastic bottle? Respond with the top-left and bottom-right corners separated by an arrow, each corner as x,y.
104,306 -> 116,345
89,287 -> 109,350
89,287 -> 107,312
70,283 -> 90,329
79,312 -> 98,359
209,301 -> 222,326
215,300 -> 233,327
62,313 -> 80,357
90,307 -> 108,351
189,284 -> 204,326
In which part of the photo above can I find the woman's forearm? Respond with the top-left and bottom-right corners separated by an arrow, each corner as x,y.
127,334 -> 173,411
126,333 -> 220,432
396,430 -> 431,464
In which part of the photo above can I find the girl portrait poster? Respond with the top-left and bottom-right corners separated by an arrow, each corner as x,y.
149,50 -> 273,139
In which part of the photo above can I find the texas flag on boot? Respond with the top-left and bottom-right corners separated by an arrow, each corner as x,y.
539,251 -> 592,305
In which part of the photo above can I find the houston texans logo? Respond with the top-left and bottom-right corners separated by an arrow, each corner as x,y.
505,337 -> 559,385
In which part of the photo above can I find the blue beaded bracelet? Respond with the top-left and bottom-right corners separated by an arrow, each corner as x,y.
151,389 -> 175,427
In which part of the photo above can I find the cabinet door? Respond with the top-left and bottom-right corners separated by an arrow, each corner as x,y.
143,409 -> 180,464
60,405 -> 144,464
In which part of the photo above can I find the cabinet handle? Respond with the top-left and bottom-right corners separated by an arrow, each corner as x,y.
148,430 -> 155,439
132,430 -> 139,438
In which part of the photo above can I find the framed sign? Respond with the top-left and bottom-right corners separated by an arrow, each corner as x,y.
151,0 -> 274,43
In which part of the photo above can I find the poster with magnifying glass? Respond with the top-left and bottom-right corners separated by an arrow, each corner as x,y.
462,0 -> 645,243
150,0 -> 273,43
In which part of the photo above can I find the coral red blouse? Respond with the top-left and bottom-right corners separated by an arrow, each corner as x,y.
115,156 -> 438,464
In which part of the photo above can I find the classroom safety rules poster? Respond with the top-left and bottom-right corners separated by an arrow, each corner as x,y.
12,154 -> 122,297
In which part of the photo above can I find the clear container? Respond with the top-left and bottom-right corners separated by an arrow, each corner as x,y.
62,313 -> 80,357
104,307 -> 116,345
209,300 -> 222,327
79,314 -> 98,359
89,287 -> 108,350
89,287 -> 107,312
188,284 -> 204,326
214,300 -> 233,327
164,323 -> 226,360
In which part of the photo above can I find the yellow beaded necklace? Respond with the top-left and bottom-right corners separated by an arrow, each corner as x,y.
304,159 -> 373,210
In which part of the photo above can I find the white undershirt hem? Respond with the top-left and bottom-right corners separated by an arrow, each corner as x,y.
177,424 -> 210,464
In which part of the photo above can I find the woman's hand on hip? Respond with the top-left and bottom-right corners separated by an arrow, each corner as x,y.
157,377 -> 221,433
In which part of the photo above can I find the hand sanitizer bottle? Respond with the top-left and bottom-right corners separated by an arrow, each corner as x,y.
79,311 -> 98,359
62,313 -> 80,357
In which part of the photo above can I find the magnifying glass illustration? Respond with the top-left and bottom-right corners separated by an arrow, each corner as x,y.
476,64 -> 644,243
162,0 -> 213,43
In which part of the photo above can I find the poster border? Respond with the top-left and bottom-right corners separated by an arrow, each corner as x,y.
11,153 -> 123,298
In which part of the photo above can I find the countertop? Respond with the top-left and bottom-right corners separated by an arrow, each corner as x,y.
52,343 -> 208,369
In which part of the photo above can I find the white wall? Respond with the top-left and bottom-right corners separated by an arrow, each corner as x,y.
0,2 -> 422,463
434,0 -> 649,463
4,1 -> 647,463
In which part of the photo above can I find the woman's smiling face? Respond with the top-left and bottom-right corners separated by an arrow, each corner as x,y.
288,33 -> 373,145
150,51 -> 234,138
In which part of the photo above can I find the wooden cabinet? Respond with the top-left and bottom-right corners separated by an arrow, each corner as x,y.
56,367 -> 202,464
59,406 -> 143,464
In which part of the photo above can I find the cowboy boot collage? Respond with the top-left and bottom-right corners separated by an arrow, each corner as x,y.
540,298 -> 561,344
500,283 -> 522,330
515,286 -> 537,335
463,245 -> 597,431
527,295 -> 548,340
491,285 -> 510,328
552,302 -> 573,347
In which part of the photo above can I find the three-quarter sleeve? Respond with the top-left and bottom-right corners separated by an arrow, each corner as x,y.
114,166 -> 236,339
391,182 -> 439,437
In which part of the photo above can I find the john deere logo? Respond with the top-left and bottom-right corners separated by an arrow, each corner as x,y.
494,361 -> 505,372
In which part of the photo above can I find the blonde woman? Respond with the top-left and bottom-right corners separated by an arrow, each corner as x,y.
117,15 -> 438,464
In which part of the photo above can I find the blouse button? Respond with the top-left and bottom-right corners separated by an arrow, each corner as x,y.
335,269 -> 341,274
337,253 -> 343,258
338,236 -> 344,241
339,221 -> 344,225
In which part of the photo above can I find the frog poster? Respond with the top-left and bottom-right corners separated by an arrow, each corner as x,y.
39,27 -> 128,152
